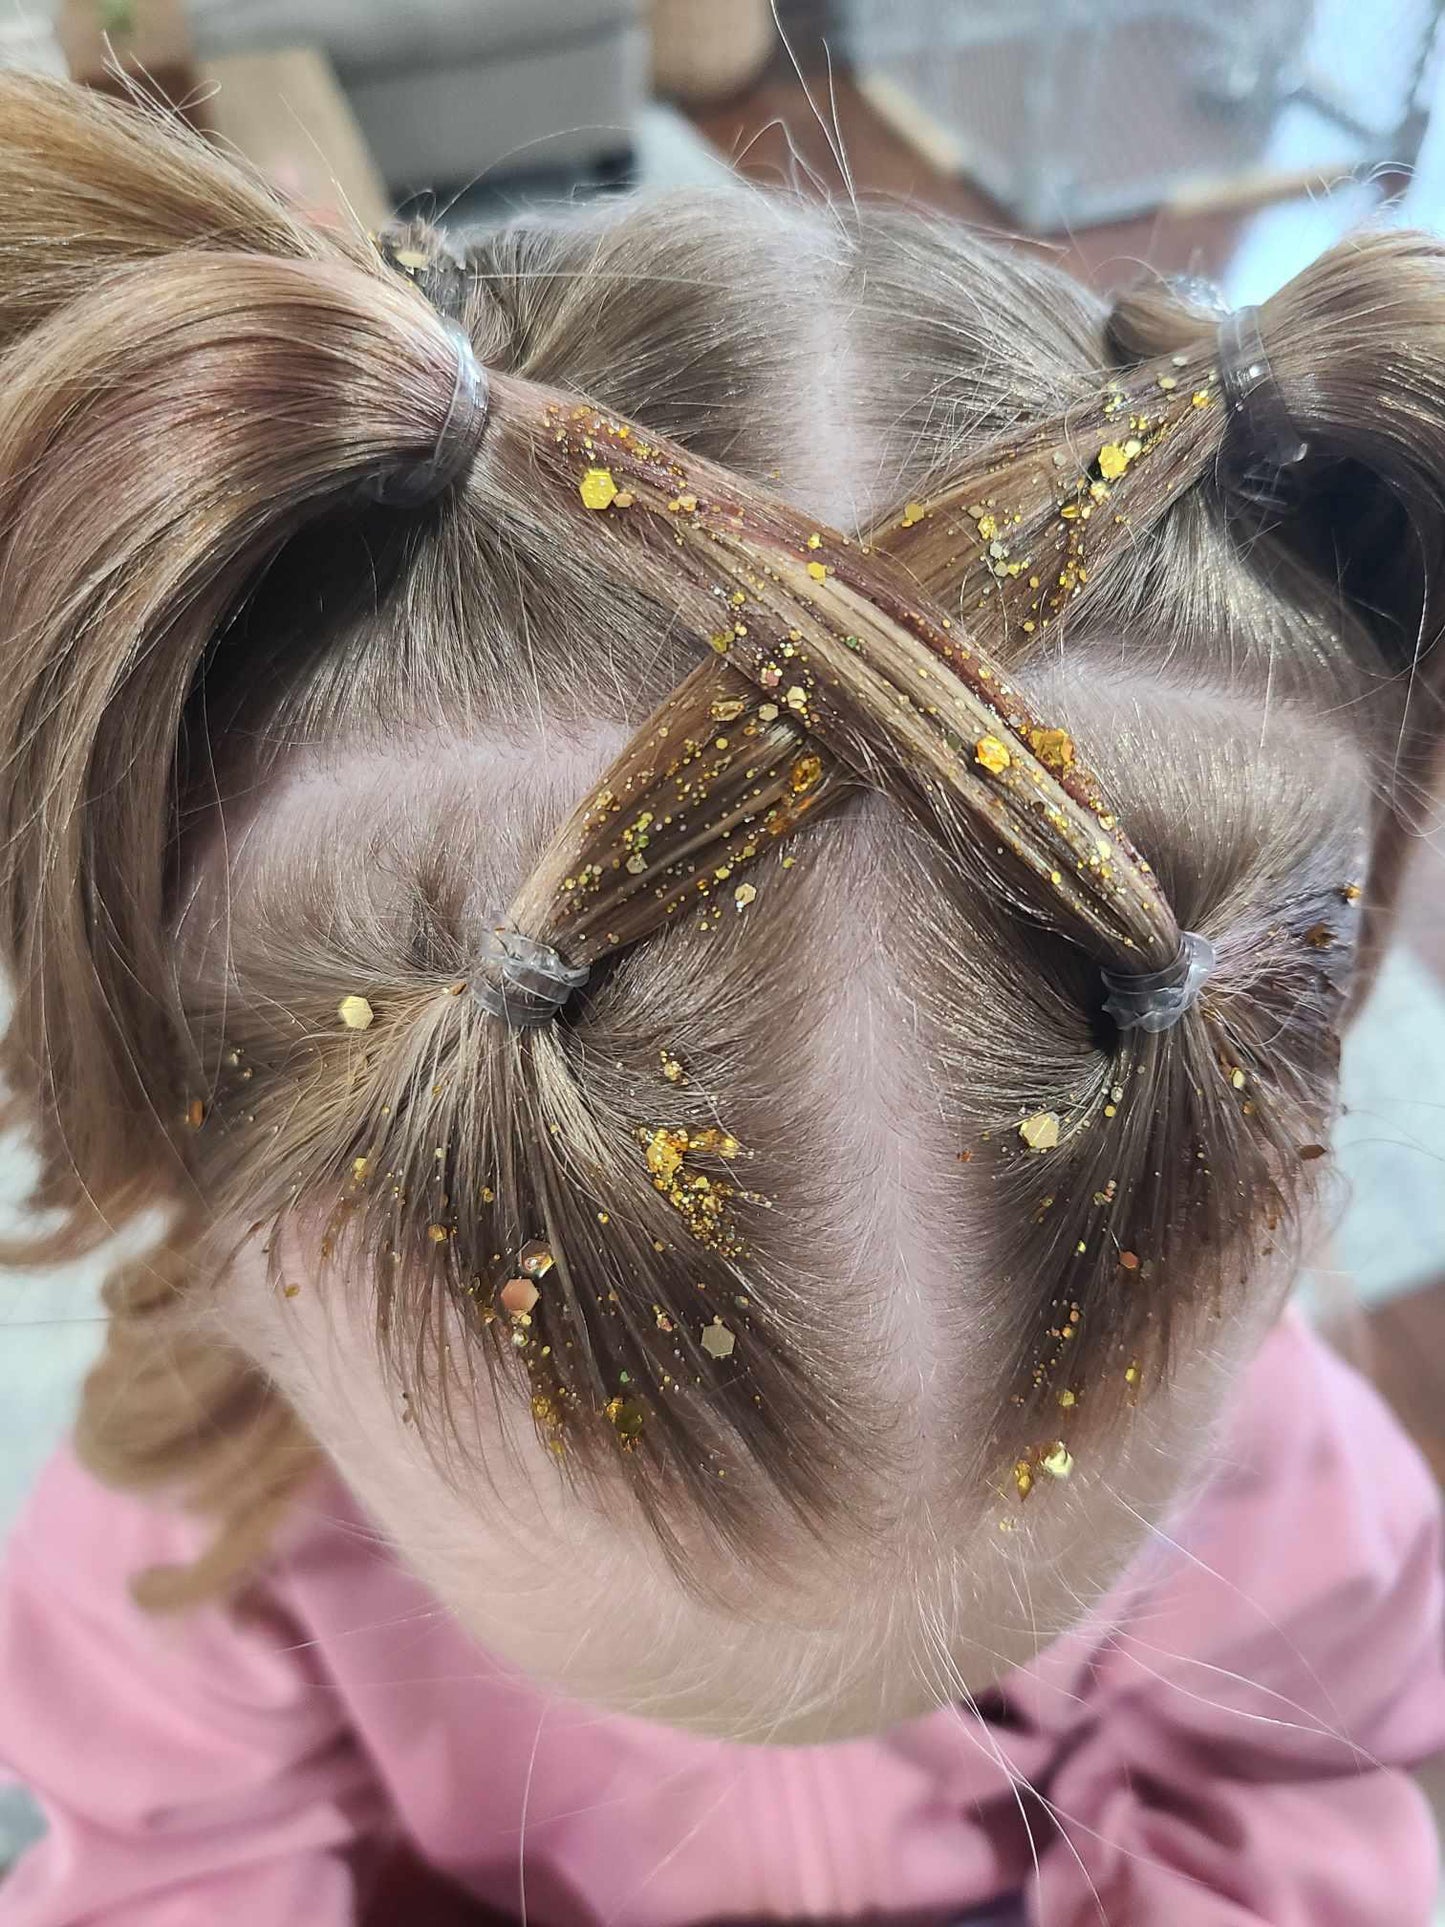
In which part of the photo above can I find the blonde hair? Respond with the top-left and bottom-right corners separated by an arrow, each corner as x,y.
0,75 -> 1436,1607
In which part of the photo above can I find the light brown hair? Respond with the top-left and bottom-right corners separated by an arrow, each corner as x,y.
0,75 -> 1438,1608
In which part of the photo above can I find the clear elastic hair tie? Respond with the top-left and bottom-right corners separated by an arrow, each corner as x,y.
364,321 -> 489,509
1216,305 -> 1308,508
1100,931 -> 1217,1035
472,927 -> 589,1029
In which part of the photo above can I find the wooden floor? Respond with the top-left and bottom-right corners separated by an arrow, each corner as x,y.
687,51 -> 1445,1484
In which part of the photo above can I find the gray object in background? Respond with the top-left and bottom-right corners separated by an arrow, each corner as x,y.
840,0 -> 1444,230
187,0 -> 648,189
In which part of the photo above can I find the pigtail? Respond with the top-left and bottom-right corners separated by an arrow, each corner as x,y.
0,79 -> 502,1601
0,241 -> 484,1232
1120,235 -> 1445,927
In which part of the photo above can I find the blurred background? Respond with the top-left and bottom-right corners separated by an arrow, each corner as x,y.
1,0 -> 1445,1893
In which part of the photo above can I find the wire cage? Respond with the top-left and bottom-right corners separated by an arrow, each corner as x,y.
839,0 -> 1445,230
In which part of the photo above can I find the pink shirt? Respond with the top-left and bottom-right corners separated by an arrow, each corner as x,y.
1,1311 -> 1442,1926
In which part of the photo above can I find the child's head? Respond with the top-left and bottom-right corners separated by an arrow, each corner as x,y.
1,76 -> 1438,1741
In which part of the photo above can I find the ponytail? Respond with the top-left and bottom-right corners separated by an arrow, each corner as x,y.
0,241 -> 484,1227
1102,230 -> 1445,960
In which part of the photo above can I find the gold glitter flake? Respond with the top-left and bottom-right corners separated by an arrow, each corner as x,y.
338,994 -> 374,1030
790,752 -> 823,794
645,1128 -> 689,1182
1027,726 -> 1075,773
900,501 -> 926,528
579,467 -> 619,511
640,1124 -> 744,1253
185,1098 -> 206,1130
806,560 -> 828,581
1013,1460 -> 1035,1501
531,1392 -> 562,1433
975,735 -> 1012,775
734,882 -> 758,911
1019,1111 -> 1060,1151
1097,443 -> 1129,480
500,1276 -> 540,1317
701,1318 -> 736,1359
711,698 -> 746,722
659,1050 -> 687,1085
519,1239 -> 556,1277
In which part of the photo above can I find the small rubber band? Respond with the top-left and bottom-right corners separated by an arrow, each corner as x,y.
472,927 -> 589,1029
1100,931 -> 1216,1035
364,321 -> 488,508
1216,306 -> 1308,504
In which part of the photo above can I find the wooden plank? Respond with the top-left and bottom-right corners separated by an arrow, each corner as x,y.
201,48 -> 391,236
